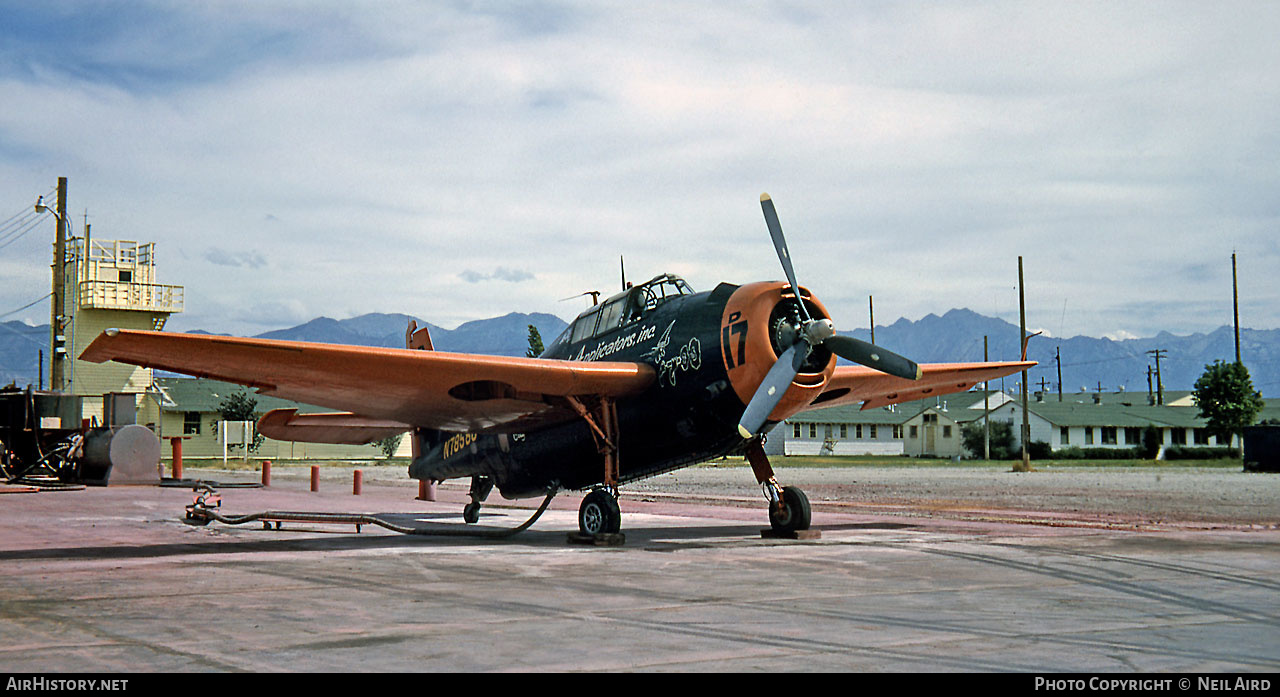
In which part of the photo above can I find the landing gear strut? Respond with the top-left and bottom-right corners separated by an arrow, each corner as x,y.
746,438 -> 812,534
464,475 -> 494,524
562,395 -> 626,539
578,488 -> 621,535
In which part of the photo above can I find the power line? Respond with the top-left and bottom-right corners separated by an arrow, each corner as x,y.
0,294 -> 51,349
0,292 -> 53,321
0,187 -> 55,231
0,208 -> 42,238
0,212 -> 49,250
0,319 -> 47,349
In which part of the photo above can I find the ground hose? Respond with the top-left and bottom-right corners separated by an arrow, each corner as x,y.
183,484 -> 558,539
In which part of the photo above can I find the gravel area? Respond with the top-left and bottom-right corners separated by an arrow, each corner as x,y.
188,461 -> 1280,527
628,464 -> 1280,526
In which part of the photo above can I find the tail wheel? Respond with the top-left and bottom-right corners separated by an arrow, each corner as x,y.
579,489 -> 621,535
769,486 -> 811,533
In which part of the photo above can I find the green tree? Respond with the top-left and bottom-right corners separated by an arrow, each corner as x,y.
961,419 -> 1016,460
375,433 -> 405,459
216,391 -> 264,453
1140,424 -> 1162,459
1192,360 -> 1264,443
526,324 -> 545,358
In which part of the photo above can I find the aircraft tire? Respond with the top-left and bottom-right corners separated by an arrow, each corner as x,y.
769,486 -> 811,533
579,489 -> 621,535
463,502 -> 481,524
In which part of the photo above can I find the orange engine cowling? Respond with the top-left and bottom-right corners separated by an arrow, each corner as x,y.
719,281 -> 836,425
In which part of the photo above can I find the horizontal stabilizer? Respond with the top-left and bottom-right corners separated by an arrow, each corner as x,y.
258,408 -> 410,445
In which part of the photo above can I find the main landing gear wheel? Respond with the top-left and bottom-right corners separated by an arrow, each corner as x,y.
578,488 -> 621,535
464,476 -> 494,525
768,486 -> 811,534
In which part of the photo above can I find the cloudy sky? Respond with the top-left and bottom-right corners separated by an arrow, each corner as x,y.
1,1 -> 1277,342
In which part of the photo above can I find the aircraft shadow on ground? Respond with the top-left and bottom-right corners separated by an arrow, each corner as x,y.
0,519 -> 846,562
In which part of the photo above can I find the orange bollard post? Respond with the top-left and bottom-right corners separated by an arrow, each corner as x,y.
310,465 -> 319,492
417,479 -> 436,501
169,437 -> 184,480
261,460 -> 271,487
353,469 -> 363,495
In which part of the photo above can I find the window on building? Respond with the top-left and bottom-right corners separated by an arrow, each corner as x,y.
893,425 -> 903,439
792,423 -> 800,439
183,411 -> 201,435
118,270 -> 133,283
1084,427 -> 1094,445
839,424 -> 847,439
870,425 -> 878,439
1102,427 -> 1118,445
855,424 -> 863,439
824,424 -> 833,439
942,425 -> 952,438
809,424 -> 817,439
1060,427 -> 1070,445
909,425 -> 918,439
1171,428 -> 1187,445
1124,427 -> 1142,445
1193,428 -> 1209,445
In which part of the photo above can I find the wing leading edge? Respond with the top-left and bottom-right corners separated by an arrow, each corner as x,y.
806,361 -> 1036,412
81,329 -> 656,433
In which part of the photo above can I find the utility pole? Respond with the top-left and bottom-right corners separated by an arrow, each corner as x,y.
1147,365 -> 1154,405
1016,256 -> 1031,472
869,295 -> 875,345
983,335 -> 990,461
1055,346 -> 1063,402
1038,377 -> 1051,392
47,177 -> 68,392
1147,349 -> 1166,406
1232,252 -> 1241,365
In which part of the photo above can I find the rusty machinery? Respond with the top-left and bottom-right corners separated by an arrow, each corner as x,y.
1,387 -> 160,486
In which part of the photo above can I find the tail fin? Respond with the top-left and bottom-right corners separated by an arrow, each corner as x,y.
405,320 -> 434,351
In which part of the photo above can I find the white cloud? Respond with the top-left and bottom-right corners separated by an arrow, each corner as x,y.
1,2 -> 1277,338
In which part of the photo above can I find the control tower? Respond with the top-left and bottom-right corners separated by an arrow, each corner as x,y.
66,235 -> 184,426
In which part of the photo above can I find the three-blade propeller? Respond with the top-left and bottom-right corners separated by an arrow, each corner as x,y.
737,194 -> 923,439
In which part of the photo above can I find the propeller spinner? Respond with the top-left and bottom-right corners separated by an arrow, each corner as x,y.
736,194 -> 923,439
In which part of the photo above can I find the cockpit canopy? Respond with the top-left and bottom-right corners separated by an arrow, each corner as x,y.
558,274 -> 695,347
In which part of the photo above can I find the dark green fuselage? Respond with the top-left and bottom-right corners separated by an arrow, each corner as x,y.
408,279 -> 751,499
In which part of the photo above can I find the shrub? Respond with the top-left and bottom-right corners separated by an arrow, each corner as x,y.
1163,445 -> 1240,460
1027,440 -> 1053,460
961,420 -> 1016,460
1052,446 -> 1143,460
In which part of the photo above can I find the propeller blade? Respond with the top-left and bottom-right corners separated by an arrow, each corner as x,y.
760,193 -> 811,322
825,335 -> 922,380
737,343 -> 810,439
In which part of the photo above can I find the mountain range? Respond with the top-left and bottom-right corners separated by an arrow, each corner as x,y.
3,309 -> 1276,397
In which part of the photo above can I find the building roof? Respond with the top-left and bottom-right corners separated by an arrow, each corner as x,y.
792,386 -> 1280,430
791,389 -> 1011,425
156,377 -> 333,415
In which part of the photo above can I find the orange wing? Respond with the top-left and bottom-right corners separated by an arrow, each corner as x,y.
81,330 -> 655,433
805,361 -> 1035,411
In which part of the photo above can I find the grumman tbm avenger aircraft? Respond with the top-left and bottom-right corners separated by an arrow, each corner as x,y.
82,195 -> 1032,537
